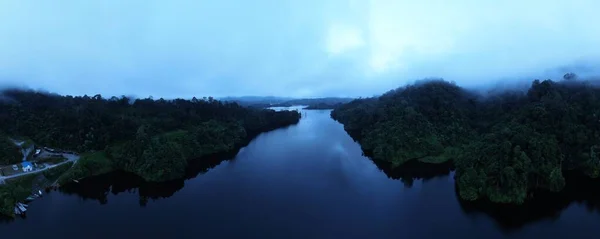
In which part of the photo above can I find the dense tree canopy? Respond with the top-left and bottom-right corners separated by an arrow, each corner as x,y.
332,76 -> 600,204
0,90 -> 301,182
332,80 -> 476,165
0,135 -> 21,165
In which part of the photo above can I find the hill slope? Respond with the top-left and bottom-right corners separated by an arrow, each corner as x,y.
332,77 -> 600,204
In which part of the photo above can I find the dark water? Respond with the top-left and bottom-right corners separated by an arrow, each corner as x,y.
1,108 -> 600,239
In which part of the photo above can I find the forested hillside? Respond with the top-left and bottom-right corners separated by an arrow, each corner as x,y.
0,135 -> 21,165
0,90 -> 301,182
331,75 -> 600,204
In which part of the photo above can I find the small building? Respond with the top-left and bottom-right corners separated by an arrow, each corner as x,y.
34,149 -> 41,156
22,161 -> 33,172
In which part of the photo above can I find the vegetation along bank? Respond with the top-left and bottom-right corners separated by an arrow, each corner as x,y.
332,74 -> 600,204
0,90 -> 300,217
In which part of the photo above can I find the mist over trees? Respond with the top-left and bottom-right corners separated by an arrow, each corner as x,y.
332,74 -> 600,204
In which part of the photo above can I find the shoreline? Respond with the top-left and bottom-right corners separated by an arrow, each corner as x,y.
0,116 -> 301,218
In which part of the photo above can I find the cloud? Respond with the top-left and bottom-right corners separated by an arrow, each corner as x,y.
0,0 -> 599,98
326,24 -> 365,55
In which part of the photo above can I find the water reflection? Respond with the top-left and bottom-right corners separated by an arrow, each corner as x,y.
53,108 -> 301,207
59,171 -> 183,205
359,147 -> 453,188
360,141 -> 600,232
458,171 -> 600,231
2,108 -> 600,238
60,152 -> 238,206
60,126 -> 600,234
371,158 -> 453,188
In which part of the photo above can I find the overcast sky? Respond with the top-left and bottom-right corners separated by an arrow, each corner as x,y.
1,0 -> 599,98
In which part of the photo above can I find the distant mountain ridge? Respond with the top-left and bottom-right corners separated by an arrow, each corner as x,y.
219,96 -> 295,105
220,96 -> 354,108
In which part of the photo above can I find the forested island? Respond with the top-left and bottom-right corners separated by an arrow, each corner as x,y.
332,74 -> 600,204
0,89 -> 300,216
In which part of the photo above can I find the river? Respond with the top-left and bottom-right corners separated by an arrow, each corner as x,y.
1,108 -> 599,239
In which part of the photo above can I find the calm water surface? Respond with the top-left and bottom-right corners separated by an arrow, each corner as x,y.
1,108 -> 599,239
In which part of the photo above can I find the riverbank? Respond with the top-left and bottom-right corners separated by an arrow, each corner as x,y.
0,135 -> 81,217
0,90 -> 303,217
0,162 -> 72,217
331,78 -> 600,205
3,108 -> 598,238
58,149 -> 247,205
55,118 -> 300,186
0,117 -> 298,218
